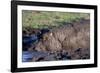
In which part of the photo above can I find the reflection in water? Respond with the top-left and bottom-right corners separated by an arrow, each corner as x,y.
22,51 -> 48,62
22,50 -> 69,62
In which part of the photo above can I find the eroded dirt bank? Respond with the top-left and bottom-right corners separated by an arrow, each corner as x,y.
22,19 -> 90,62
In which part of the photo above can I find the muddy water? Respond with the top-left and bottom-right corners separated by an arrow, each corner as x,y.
22,51 -> 49,62
22,50 -> 70,62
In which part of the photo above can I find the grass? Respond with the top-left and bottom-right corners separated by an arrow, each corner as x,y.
22,10 -> 90,29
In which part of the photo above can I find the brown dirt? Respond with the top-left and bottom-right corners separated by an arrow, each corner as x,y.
35,19 -> 90,52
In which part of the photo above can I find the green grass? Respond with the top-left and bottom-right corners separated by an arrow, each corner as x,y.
22,10 -> 90,29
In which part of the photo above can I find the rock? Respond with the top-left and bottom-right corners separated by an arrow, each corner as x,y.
70,48 -> 90,60
75,48 -> 81,52
35,57 -> 45,61
61,51 -> 68,59
66,56 -> 71,59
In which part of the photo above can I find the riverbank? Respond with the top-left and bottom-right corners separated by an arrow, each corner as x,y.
22,19 -> 90,62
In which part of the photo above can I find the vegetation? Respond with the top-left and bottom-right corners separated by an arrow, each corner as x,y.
22,10 -> 90,29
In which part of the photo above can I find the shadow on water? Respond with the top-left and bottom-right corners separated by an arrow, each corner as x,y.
23,28 -> 50,51
22,51 -> 49,62
22,50 -> 70,62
